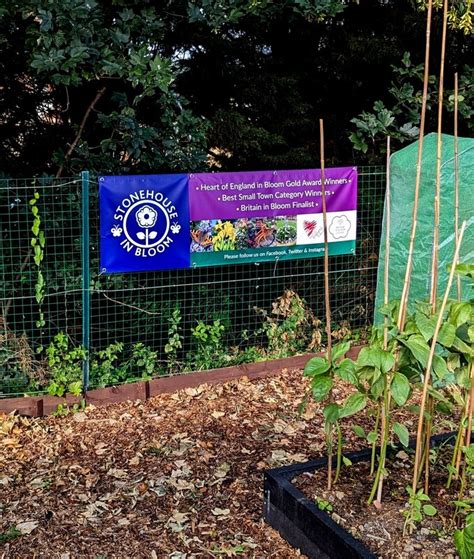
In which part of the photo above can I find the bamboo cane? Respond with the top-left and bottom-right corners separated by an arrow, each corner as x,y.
464,361 -> 474,448
455,397 -> 469,476
429,0 -> 449,311
453,367 -> 473,521
397,0 -> 433,330
374,397 -> 387,507
424,0 -> 449,494
383,137 -> 391,351
412,220 -> 467,492
424,397 -> 434,493
373,137 -> 392,508
320,119 -> 332,366
319,119 -> 334,491
454,72 -> 461,301
451,73 -> 465,476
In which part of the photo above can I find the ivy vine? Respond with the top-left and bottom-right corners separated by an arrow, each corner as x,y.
29,191 -> 46,336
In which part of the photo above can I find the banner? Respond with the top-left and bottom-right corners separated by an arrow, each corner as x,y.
100,167 -> 357,273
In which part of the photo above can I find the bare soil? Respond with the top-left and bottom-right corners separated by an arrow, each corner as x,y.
294,445 -> 463,559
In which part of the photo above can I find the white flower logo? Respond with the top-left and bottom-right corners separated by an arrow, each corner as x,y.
136,205 -> 158,228
111,225 -> 122,237
170,222 -> 181,234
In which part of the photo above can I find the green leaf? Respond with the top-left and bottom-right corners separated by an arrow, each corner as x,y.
356,346 -> 373,367
352,425 -> 366,438
357,365 -> 376,383
311,374 -> 333,402
34,244 -> 42,266
342,456 -> 352,466
370,376 -> 385,400
454,514 -> 474,559
454,528 -> 474,559
422,504 -> 437,516
456,323 -> 474,344
415,312 -> 436,342
335,358 -> 356,383
357,347 -> 394,373
393,422 -> 409,447
456,264 -> 474,279
304,356 -> 330,377
449,302 -> 472,327
453,336 -> 474,357
68,381 -> 83,396
453,500 -> 471,509
332,341 -> 350,361
402,335 -> 429,367
391,372 -> 410,406
323,403 -> 340,425
339,393 -> 368,419
438,323 -> 456,347
377,349 -> 395,373
349,131 -> 368,153
379,300 -> 400,320
468,325 -> 474,343
367,431 -> 378,444
447,352 -> 461,372
431,354 -> 448,380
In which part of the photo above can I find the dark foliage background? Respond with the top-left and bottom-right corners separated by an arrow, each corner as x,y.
0,0 -> 472,177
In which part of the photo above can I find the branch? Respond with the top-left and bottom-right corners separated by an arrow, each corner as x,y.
56,86 -> 106,178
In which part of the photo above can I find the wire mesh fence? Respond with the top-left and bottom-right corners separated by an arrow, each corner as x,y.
0,166 -> 386,398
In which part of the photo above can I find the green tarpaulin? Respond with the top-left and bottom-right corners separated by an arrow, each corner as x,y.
374,132 -> 474,322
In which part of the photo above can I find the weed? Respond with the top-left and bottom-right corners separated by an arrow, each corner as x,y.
52,399 -> 86,417
164,307 -> 183,373
315,496 -> 333,512
190,319 -> 227,370
90,342 -> 126,387
129,342 -> 157,378
403,486 -> 437,535
0,526 -> 21,544
45,332 -> 86,397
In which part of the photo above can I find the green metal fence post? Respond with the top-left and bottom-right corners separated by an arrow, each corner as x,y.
81,171 -> 91,392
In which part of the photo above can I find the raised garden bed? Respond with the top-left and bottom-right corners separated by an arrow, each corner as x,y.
263,431 -> 468,559
0,346 -> 364,416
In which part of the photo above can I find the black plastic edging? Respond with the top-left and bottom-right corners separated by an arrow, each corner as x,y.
263,431 -> 460,559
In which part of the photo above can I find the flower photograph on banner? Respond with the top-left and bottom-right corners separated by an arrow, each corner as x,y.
190,217 -> 298,253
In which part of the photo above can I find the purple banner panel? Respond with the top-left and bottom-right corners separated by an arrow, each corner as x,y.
189,167 -> 357,221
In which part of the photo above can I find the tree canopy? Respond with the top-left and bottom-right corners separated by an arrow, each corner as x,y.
0,0 -> 472,176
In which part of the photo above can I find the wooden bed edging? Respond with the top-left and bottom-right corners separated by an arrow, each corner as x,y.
0,345 -> 363,417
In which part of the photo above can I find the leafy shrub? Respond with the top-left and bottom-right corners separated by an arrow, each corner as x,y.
45,332 -> 85,396
189,319 -> 227,370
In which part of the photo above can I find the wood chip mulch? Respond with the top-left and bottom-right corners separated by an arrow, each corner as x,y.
2,368 -> 354,559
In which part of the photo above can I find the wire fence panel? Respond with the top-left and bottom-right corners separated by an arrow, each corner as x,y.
0,177 -> 83,396
0,166 -> 386,397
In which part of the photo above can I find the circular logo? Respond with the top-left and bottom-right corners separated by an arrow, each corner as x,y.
110,191 -> 182,258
